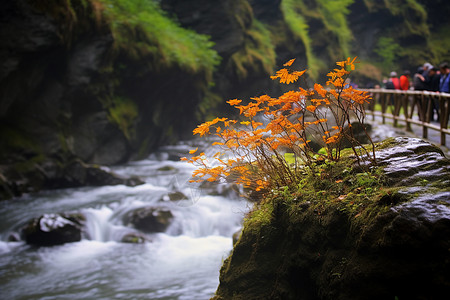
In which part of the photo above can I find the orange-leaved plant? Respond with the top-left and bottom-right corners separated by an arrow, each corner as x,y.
181,57 -> 376,197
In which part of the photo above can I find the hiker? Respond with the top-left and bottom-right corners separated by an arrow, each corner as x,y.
413,67 -> 426,90
422,62 -> 433,79
385,71 -> 400,90
399,70 -> 410,90
439,62 -> 450,93
425,67 -> 441,121
425,67 -> 441,92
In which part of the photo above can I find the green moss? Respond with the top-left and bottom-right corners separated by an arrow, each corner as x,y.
229,19 -> 276,81
373,137 -> 397,150
0,127 -> 39,153
98,0 -> 220,80
429,24 -> 450,63
243,201 -> 275,231
280,0 -> 354,78
136,137 -> 150,160
240,141 -> 402,233
384,0 -> 429,37
316,0 -> 354,58
374,37 -> 401,72
105,96 -> 138,140
281,0 -> 322,79
353,60 -> 383,82
197,89 -> 223,120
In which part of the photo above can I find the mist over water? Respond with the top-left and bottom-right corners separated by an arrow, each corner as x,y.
0,142 -> 249,299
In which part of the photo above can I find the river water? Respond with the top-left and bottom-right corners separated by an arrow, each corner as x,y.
0,142 -> 249,299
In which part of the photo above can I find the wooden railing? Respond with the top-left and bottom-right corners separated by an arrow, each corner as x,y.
361,89 -> 450,146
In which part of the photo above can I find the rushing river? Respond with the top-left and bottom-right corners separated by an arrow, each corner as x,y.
0,142 -> 249,299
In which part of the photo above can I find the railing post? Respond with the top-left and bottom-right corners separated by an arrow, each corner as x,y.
441,96 -> 449,146
423,93 -> 432,139
393,92 -> 398,127
381,92 -> 387,124
371,92 -> 377,121
404,93 -> 412,131
419,93 -> 425,122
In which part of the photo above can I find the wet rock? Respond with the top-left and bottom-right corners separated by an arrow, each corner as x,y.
121,233 -> 149,244
71,111 -> 130,166
22,213 -> 85,246
373,137 -> 450,186
124,207 -> 174,233
7,232 -> 21,242
85,165 -> 144,187
161,191 -> 188,201
157,165 -> 177,172
340,121 -> 373,149
42,159 -> 145,189
199,180 -> 240,198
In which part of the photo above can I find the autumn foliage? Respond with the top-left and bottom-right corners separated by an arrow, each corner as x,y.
182,57 -> 375,195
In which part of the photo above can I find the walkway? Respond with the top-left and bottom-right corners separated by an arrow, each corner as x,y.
366,116 -> 450,157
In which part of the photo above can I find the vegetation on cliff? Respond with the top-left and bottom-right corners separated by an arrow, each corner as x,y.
275,0 -> 450,83
281,0 -> 353,79
98,0 -> 220,79
229,19 -> 276,81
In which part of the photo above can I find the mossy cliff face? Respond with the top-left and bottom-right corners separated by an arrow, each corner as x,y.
212,137 -> 450,300
0,0 -> 219,198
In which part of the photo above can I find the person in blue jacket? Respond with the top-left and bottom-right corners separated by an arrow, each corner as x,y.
439,62 -> 450,93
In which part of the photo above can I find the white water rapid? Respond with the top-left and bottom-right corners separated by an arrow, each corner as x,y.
0,142 -> 249,299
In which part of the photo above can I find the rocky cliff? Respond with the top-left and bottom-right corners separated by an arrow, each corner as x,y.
1,0 -> 449,199
212,137 -> 450,299
0,0 -> 220,198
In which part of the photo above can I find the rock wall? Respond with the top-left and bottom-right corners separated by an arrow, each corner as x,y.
0,0 -> 221,198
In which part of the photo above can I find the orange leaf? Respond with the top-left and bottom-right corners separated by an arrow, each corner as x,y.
227,99 -> 242,106
283,58 -> 296,66
306,105 -> 316,112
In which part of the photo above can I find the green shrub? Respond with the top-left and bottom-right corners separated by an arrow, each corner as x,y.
98,0 -> 220,79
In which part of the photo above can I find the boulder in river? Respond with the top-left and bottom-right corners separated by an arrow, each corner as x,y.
22,213 -> 85,246
121,232 -> 149,244
124,207 -> 174,233
161,191 -> 189,201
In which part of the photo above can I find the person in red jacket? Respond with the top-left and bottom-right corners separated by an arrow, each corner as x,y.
386,71 -> 400,89
399,70 -> 410,90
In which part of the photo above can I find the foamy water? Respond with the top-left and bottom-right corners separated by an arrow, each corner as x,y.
0,142 -> 249,299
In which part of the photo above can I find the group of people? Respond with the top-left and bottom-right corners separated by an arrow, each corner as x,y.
385,62 -> 450,93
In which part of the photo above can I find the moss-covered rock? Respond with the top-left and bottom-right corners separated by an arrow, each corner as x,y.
212,137 -> 450,299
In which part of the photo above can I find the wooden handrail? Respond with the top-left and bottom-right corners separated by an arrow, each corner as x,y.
360,89 -> 450,146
